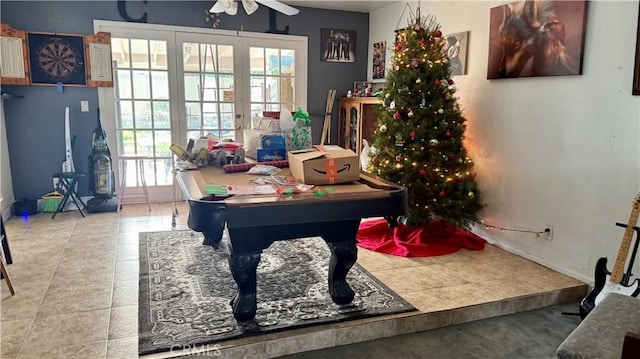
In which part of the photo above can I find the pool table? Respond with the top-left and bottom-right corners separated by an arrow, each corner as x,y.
176,165 -> 407,321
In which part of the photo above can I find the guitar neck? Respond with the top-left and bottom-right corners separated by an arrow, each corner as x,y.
610,195 -> 640,284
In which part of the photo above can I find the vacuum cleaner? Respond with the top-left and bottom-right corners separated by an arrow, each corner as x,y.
86,108 -> 118,213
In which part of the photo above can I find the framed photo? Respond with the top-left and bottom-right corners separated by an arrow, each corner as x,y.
321,28 -> 356,63
443,31 -> 469,76
633,2 -> 640,95
27,32 -> 87,86
353,81 -> 372,96
487,0 -> 588,79
372,41 -> 386,80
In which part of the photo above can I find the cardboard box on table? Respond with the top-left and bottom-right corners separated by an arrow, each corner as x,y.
287,145 -> 359,185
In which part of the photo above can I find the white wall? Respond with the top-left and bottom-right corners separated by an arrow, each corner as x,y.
369,0 -> 640,284
1,100 -> 16,219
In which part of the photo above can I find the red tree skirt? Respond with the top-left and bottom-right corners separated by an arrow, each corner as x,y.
356,219 -> 486,257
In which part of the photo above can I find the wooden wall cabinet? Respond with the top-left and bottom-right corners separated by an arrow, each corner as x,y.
338,97 -> 382,158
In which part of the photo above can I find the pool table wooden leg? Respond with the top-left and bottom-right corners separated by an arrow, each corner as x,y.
228,252 -> 261,321
327,241 -> 357,305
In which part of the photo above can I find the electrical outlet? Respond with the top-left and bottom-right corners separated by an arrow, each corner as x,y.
81,100 -> 89,112
543,225 -> 553,241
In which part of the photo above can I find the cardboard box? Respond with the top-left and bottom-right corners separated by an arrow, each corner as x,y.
287,145 -> 359,185
257,148 -> 286,162
261,134 -> 286,149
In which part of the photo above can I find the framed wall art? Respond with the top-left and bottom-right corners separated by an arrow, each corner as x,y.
487,0 -> 588,79
372,41 -> 386,80
443,31 -> 469,76
321,28 -> 356,63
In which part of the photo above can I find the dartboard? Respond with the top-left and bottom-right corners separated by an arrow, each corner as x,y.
38,38 -> 79,79
28,33 -> 86,85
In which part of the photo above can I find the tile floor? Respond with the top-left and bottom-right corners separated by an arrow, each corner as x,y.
0,202 -> 587,358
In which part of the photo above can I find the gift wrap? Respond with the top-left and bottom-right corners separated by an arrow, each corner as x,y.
284,126 -> 312,151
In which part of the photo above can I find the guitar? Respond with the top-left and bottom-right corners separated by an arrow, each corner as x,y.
579,193 -> 640,318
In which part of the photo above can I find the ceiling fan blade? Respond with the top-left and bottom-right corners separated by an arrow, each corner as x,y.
225,1 -> 238,15
209,1 -> 226,13
209,0 -> 238,15
241,0 -> 259,15
256,0 -> 300,16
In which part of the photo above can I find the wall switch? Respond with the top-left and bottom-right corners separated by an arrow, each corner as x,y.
81,101 -> 89,112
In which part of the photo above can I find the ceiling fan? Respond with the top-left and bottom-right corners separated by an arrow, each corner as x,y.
209,0 -> 300,16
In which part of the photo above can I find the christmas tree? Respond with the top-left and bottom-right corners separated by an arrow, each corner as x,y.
369,13 -> 483,228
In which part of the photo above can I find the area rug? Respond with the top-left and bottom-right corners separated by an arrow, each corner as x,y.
139,230 -> 416,355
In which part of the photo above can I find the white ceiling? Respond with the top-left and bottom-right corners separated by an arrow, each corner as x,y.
281,0 -> 397,13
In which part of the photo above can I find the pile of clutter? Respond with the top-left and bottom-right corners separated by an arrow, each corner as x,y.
170,134 -> 245,168
244,107 -> 312,162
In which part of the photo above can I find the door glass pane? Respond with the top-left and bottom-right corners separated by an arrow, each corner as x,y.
248,46 -> 296,122
150,40 -> 167,69
182,41 -> 234,141
130,39 -> 149,69
112,38 -> 171,188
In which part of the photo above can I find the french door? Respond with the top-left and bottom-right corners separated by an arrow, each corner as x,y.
95,21 -> 307,202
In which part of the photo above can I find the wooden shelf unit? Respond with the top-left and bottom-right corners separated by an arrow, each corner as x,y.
338,97 -> 382,158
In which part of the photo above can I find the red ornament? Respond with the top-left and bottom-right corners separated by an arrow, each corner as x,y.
434,79 -> 441,87
372,156 -> 378,163
439,190 -> 446,197
435,30 -> 442,38
393,111 -> 401,120
449,79 -> 454,85
419,169 -> 426,175
419,38 -> 426,46
445,130 -> 451,137
409,130 -> 416,139
396,43 -> 403,51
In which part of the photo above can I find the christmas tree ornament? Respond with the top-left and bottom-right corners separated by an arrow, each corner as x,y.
380,124 -> 387,132
435,30 -> 442,37
409,130 -> 416,139
439,190 -> 446,197
468,191 -> 475,197
420,38 -> 426,46
429,139 -> 439,145
408,110 -> 414,117
393,111 -> 401,120
438,108 -> 444,114
434,79 -> 441,87
419,169 -> 426,175
445,130 -> 451,137
416,78 -> 422,84
389,100 -> 395,109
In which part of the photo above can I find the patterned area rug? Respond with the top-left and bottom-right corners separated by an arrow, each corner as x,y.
139,230 -> 416,355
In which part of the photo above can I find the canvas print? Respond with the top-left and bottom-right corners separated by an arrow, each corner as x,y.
443,31 -> 469,76
487,0 -> 588,79
321,28 -> 356,63
372,41 -> 386,80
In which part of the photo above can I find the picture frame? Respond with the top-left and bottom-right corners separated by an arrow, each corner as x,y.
633,2 -> 640,95
443,31 -> 469,76
353,81 -> 372,96
321,28 -> 356,63
27,32 -> 87,86
372,41 -> 386,80
487,0 -> 588,79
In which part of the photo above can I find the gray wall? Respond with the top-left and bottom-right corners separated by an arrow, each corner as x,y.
0,1 -> 368,200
